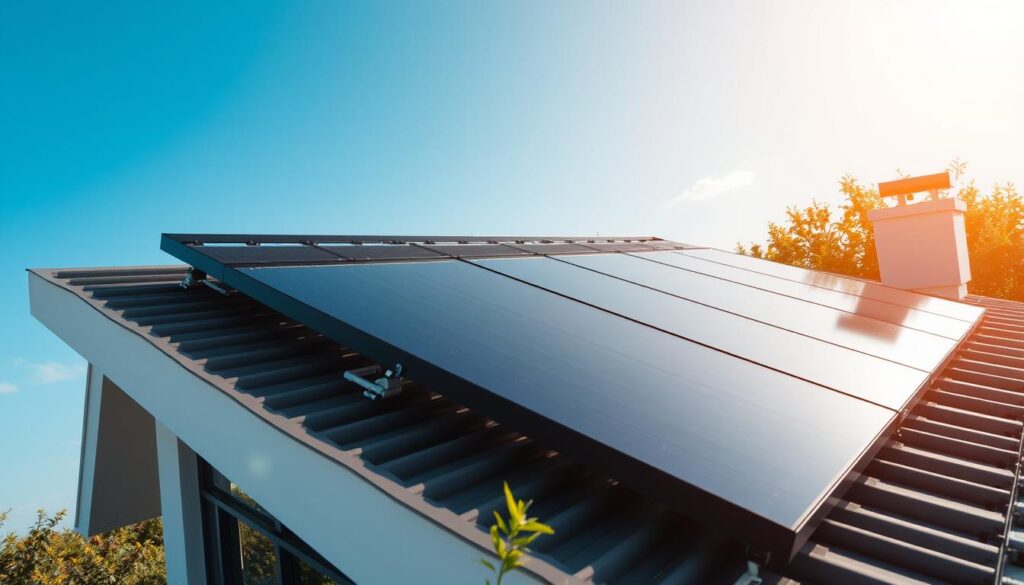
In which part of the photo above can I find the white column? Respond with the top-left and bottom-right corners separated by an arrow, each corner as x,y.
155,422 -> 208,585
75,365 -> 101,534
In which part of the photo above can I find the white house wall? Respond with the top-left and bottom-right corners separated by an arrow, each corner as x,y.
155,422 -> 208,585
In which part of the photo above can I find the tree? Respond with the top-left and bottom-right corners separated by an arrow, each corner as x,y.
0,509 -> 166,585
739,162 -> 1024,301
959,181 -> 1024,300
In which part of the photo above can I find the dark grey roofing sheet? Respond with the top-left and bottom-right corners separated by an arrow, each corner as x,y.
33,266 -> 1024,584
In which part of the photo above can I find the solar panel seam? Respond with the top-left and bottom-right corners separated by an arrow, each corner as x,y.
672,249 -> 980,324
536,254 -> 937,375
576,241 -> 613,252
459,257 -> 903,413
500,242 -> 604,256
621,251 -> 966,343
408,242 -> 532,260
315,243 -> 360,261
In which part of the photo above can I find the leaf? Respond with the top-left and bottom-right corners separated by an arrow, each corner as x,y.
521,521 -> 554,535
503,482 -> 521,526
492,511 -> 508,536
490,525 -> 501,551
479,559 -> 496,572
511,532 -> 542,547
490,524 -> 508,558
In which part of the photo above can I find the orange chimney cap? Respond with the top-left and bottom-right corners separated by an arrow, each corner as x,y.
878,172 -> 951,198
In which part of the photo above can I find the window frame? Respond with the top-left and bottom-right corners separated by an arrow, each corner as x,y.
197,457 -> 354,585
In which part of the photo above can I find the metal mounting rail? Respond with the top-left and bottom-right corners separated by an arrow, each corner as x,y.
164,233 -> 665,246
160,233 -> 701,272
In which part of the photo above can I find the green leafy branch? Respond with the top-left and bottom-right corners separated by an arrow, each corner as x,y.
480,482 -> 554,585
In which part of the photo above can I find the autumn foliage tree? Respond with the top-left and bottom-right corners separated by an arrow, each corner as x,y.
0,509 -> 165,585
958,181 -> 1024,300
739,162 -> 1024,302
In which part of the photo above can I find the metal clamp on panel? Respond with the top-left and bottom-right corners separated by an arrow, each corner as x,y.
732,560 -> 763,585
344,364 -> 405,400
733,549 -> 769,585
180,268 -> 206,289
180,267 -> 230,295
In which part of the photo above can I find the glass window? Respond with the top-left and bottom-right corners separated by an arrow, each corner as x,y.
240,524 -> 279,585
299,560 -> 340,585
199,459 -> 353,584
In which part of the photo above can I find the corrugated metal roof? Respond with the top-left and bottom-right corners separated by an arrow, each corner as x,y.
33,266 -> 1024,584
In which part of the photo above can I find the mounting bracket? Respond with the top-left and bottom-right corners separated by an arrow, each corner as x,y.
344,364 -> 405,400
180,267 -> 206,289
180,267 -> 229,295
733,549 -> 769,585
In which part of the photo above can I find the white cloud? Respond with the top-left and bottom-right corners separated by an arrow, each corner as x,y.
670,170 -> 754,206
0,382 -> 17,394
31,361 -> 87,384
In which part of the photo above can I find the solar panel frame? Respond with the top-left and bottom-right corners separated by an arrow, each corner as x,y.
160,234 -> 983,563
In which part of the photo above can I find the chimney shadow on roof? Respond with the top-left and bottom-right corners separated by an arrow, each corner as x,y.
835,309 -> 903,342
798,272 -> 913,343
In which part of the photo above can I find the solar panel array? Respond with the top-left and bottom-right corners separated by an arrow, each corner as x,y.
161,234 -> 985,559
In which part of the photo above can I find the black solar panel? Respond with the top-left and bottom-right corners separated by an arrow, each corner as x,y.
502,242 -> 596,255
476,255 -> 930,410
421,244 -> 530,258
579,241 -> 663,253
554,253 -> 957,373
320,244 -> 444,262
193,244 -> 343,266
160,233 -> 985,560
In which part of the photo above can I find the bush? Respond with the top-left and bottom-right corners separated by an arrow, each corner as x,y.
0,509 -> 166,585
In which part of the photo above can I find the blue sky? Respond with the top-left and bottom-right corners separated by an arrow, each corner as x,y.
1,0 -> 1022,533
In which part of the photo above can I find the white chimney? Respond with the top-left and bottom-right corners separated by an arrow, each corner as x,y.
868,172 -> 971,300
